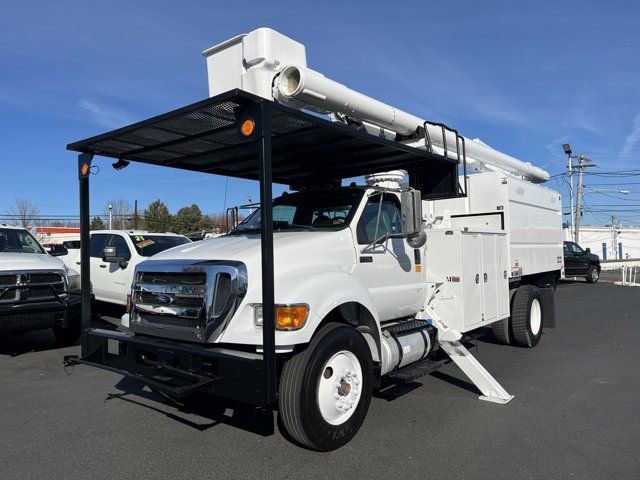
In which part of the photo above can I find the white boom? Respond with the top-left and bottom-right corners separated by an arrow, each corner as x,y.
203,28 -> 549,183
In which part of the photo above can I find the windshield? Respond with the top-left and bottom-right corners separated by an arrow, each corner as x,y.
129,235 -> 191,257
0,228 -> 45,254
231,189 -> 364,234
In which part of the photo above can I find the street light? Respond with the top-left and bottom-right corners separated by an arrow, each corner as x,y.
584,188 -> 630,195
562,143 -> 572,155
108,204 -> 113,230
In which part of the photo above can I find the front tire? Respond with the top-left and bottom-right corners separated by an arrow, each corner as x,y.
511,284 -> 543,348
586,265 -> 599,283
278,323 -> 373,451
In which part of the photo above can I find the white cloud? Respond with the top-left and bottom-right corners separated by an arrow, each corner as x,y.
620,111 -> 640,157
77,98 -> 134,128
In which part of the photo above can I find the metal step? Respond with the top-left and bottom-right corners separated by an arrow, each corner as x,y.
387,356 -> 451,383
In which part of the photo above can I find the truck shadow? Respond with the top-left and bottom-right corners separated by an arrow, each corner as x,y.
107,377 -> 275,437
0,329 -> 65,357
0,315 -> 117,357
374,371 -> 478,401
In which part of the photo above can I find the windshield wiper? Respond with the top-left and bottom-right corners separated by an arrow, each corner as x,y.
275,223 -> 316,231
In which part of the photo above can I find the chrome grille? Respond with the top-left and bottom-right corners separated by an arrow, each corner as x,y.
130,260 -> 247,343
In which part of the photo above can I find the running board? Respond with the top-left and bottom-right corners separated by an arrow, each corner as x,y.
422,308 -> 514,404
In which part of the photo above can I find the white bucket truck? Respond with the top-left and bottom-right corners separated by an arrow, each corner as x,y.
65,28 -> 562,451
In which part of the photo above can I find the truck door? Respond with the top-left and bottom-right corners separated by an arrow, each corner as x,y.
89,233 -> 111,301
566,242 -> 586,274
102,234 -> 133,305
352,192 -> 425,321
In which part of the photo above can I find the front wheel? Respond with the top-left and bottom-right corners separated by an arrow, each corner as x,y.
278,323 -> 373,451
586,265 -> 599,283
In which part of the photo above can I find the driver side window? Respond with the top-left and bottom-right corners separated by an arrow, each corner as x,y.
108,235 -> 132,261
357,194 -> 402,244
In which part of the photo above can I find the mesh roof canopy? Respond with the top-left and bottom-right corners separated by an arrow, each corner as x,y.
68,90 -> 455,185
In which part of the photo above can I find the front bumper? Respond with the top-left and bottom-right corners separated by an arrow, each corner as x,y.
64,328 -> 269,405
0,290 -> 81,334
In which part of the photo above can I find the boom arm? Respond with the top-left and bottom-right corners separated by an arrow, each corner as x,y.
203,28 -> 549,183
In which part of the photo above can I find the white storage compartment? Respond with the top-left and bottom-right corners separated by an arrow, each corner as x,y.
426,229 -> 509,332
425,171 -> 563,279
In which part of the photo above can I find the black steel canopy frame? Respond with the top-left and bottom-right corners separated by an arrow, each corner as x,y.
68,90 -> 459,407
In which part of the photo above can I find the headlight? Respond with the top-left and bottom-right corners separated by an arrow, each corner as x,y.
67,274 -> 81,292
254,303 -> 309,330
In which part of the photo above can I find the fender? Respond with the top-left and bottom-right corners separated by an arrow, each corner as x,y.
275,269 -> 381,346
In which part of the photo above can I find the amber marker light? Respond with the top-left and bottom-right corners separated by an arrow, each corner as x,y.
81,163 -> 90,176
240,118 -> 255,136
275,304 -> 309,330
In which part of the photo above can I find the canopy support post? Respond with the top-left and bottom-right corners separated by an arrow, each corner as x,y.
78,153 -> 94,356
258,101 -> 276,406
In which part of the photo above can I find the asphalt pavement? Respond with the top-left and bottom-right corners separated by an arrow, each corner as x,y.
1,283 -> 639,479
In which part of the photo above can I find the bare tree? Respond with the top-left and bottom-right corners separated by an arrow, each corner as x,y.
105,199 -> 132,230
5,198 -> 40,227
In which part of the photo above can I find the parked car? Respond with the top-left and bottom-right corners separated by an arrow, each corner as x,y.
0,225 -> 81,344
62,230 -> 191,306
563,241 -> 601,283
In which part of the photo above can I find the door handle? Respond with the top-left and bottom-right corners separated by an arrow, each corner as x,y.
75,262 -> 81,265
484,273 -> 488,283
99,264 -> 107,268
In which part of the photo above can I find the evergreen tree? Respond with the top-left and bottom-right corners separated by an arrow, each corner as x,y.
173,204 -> 206,234
143,200 -> 172,232
90,216 -> 106,230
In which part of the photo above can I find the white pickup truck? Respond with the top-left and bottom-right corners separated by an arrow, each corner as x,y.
0,225 -> 81,344
62,230 -> 190,306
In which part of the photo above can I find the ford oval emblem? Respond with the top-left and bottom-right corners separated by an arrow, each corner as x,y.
155,294 -> 174,305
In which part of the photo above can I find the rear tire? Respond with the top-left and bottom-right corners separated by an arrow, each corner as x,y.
491,318 -> 510,345
586,265 -> 599,284
511,284 -> 543,348
278,323 -> 373,451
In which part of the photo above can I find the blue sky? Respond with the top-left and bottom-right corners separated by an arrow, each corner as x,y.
1,0 -> 639,226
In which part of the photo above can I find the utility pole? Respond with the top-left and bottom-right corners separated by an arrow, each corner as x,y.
573,154 -> 596,244
563,145 -> 575,240
108,203 -> 113,230
611,215 -> 620,259
133,200 -> 139,229
562,145 -> 596,244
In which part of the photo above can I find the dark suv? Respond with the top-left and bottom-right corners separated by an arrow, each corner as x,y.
563,241 -> 601,283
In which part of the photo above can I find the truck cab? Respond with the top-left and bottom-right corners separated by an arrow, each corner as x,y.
0,225 -> 81,344
63,230 -> 190,306
124,185 -> 424,342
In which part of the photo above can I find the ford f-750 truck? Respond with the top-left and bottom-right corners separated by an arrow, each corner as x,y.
65,28 -> 562,451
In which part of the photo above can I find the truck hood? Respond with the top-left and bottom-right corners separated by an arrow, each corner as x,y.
0,252 -> 66,272
147,229 -> 356,276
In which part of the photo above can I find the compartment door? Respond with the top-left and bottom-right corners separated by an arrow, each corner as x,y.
496,234 -> 510,318
481,235 -> 498,323
461,234 -> 483,329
